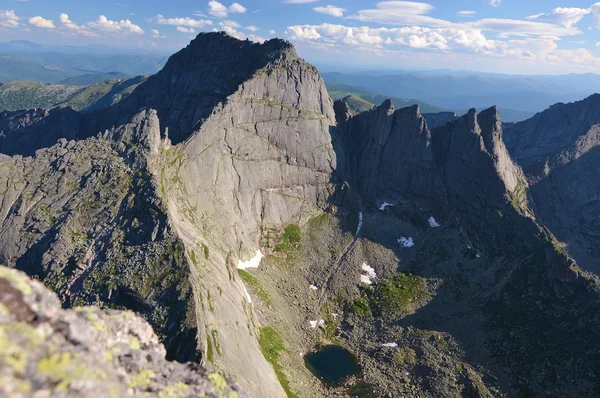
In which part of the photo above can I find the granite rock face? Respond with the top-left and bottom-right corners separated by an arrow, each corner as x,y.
0,32 -> 339,398
505,94 -> 600,269
336,100 -> 535,252
0,266 -> 246,397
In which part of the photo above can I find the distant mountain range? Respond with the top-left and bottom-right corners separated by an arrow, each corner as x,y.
0,40 -> 167,84
323,71 -> 600,122
0,76 -> 146,112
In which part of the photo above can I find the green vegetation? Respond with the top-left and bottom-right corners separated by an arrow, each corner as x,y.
274,224 -> 301,253
0,80 -> 79,111
326,83 -> 443,114
129,369 -> 156,390
394,347 -> 417,366
238,269 -> 271,305
370,274 -> 429,315
0,76 -> 145,112
58,72 -> 131,86
258,327 -> 298,398
345,273 -> 430,319
341,95 -> 375,113
346,297 -> 372,318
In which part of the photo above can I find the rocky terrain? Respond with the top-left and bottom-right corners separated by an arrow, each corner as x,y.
0,265 -> 245,397
505,94 -> 600,271
0,32 -> 599,398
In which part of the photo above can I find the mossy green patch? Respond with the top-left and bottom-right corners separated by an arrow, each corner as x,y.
37,352 -> 90,390
370,274 -> 429,315
258,327 -> 299,398
128,336 -> 141,350
0,268 -> 33,295
274,224 -> 302,254
129,369 -> 156,390
159,382 -> 189,398
238,269 -> 271,305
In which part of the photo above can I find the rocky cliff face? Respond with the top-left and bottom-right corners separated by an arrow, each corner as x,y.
336,100 -> 535,252
0,265 -> 246,397
0,32 -> 338,397
505,94 -> 600,269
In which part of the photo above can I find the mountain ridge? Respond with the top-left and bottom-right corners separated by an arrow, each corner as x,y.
0,32 -> 598,398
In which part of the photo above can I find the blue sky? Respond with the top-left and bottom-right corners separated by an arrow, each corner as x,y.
1,0 -> 600,74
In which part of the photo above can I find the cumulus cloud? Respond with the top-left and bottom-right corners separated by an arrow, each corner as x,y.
246,25 -> 260,32
209,1 -> 247,18
150,28 -> 166,38
457,11 -> 476,16
285,22 -> 577,65
489,0 -> 502,7
229,3 -> 247,13
218,24 -> 265,43
177,26 -> 195,33
59,13 -> 80,30
269,29 -> 276,35
29,16 -> 56,29
156,14 -> 212,28
591,3 -> 600,28
0,10 -> 19,28
526,7 -> 590,28
87,15 -> 143,34
283,0 -> 320,3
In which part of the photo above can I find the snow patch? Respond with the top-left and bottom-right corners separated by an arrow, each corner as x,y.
428,216 -> 441,228
356,212 -> 364,235
242,284 -> 252,304
398,237 -> 415,248
360,262 -> 377,285
237,250 -> 264,270
382,342 -> 398,348
379,202 -> 394,211
476,254 -> 481,259
309,284 -> 318,291
310,320 -> 325,329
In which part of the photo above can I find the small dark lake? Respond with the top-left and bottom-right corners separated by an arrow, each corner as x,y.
304,345 -> 361,386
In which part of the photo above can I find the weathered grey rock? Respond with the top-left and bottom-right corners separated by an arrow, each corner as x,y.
0,265 -> 247,397
335,100 -> 537,252
504,94 -> 600,269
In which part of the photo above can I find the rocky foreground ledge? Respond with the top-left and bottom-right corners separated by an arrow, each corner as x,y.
0,266 -> 245,398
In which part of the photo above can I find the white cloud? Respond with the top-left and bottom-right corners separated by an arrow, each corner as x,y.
29,16 -> 55,29
596,42 -> 600,47
314,5 -> 346,17
245,25 -> 260,32
220,20 -> 241,29
269,29 -> 276,35
59,13 -> 80,30
489,0 -> 502,7
150,28 -> 166,38
177,26 -> 195,33
457,10 -> 476,16
87,15 -> 144,34
218,24 -> 266,43
209,1 -> 246,18
0,10 -> 19,28
283,0 -> 320,3
156,14 -> 212,28
526,7 -> 590,28
229,2 -> 247,13
209,1 -> 229,18
349,1 -> 446,27
468,18 -> 580,38
591,3 -> 600,28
